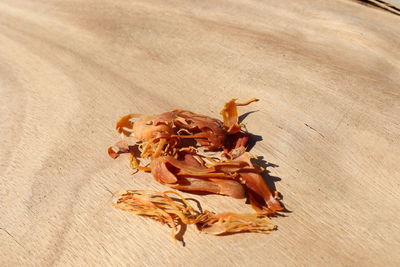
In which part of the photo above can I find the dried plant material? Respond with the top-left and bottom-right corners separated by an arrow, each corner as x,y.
196,212 -> 276,235
220,98 -> 258,134
108,98 -> 283,214
233,149 -> 283,214
114,190 -> 276,240
108,140 -> 129,159
113,190 -> 208,240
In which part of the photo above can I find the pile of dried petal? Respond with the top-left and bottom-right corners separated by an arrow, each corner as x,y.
114,190 -> 276,240
109,99 -> 284,240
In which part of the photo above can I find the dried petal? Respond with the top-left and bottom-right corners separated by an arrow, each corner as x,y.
116,114 -> 141,136
220,98 -> 258,134
108,139 -> 130,159
233,151 -> 283,213
114,190 -> 275,241
196,212 -> 276,235
220,99 -> 241,134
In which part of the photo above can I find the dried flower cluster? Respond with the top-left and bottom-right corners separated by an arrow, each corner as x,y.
109,99 -> 283,240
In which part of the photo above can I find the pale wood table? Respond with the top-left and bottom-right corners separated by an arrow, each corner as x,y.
1,0 -> 399,266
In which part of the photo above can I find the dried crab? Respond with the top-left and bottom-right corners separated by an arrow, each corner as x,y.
109,98 -> 283,215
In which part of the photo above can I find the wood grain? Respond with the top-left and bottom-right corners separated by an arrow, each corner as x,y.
1,0 -> 399,266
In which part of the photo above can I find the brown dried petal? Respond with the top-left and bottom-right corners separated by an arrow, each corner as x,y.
196,212 -> 276,235
114,190 -> 275,241
233,152 -> 283,213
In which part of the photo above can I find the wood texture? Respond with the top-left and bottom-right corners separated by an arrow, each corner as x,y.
1,0 -> 399,266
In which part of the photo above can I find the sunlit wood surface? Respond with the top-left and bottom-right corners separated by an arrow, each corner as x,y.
1,0 -> 399,266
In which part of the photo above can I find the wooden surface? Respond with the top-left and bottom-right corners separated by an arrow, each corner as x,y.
1,0 -> 400,266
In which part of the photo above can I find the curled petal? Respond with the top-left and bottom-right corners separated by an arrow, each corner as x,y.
108,140 -> 130,159
233,152 -> 283,213
171,110 -> 226,150
132,116 -> 174,141
116,114 -> 141,136
209,179 -> 245,199
220,98 -> 258,134
170,177 -> 245,199
150,156 -> 246,198
196,212 -> 276,235
220,99 -> 241,134
150,157 -> 178,184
